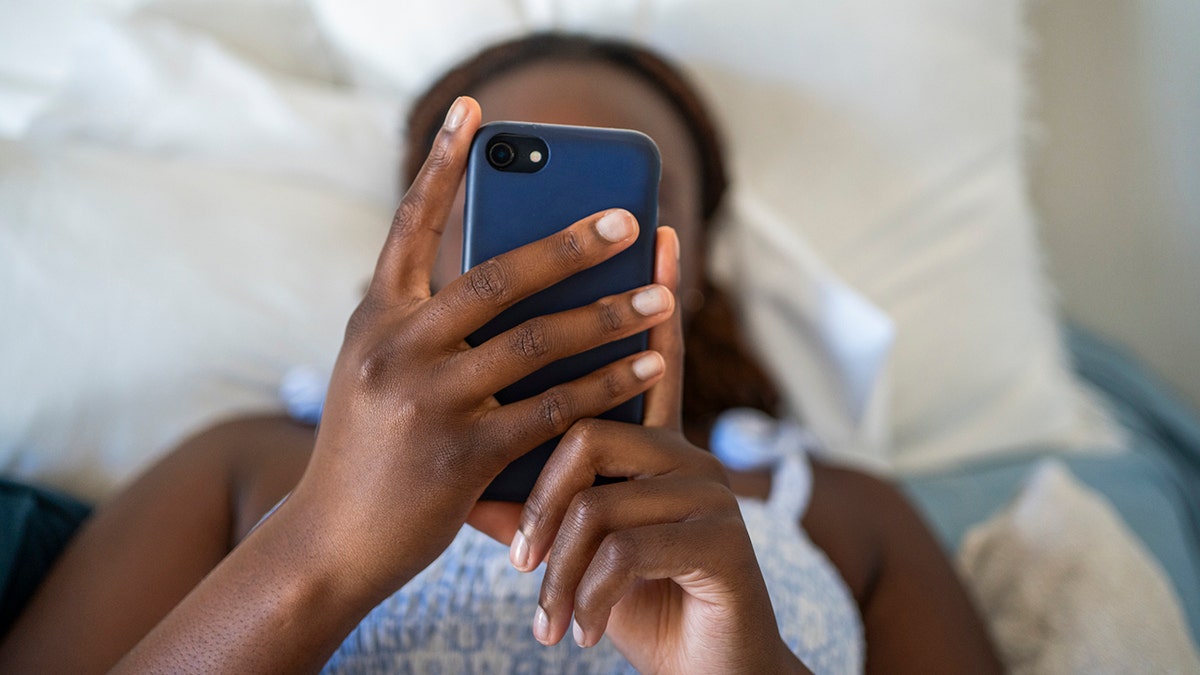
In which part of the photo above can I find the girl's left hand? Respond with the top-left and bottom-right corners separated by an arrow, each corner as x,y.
514,422 -> 802,674
478,228 -> 808,674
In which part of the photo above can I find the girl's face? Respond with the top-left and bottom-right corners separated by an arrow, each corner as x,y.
428,60 -> 706,305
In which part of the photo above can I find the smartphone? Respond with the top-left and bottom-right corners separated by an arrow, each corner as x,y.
463,121 -> 661,502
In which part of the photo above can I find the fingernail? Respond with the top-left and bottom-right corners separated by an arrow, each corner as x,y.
573,619 -> 588,647
596,210 -> 635,242
443,97 -> 467,130
533,606 -> 551,645
671,227 -> 681,261
509,529 -> 530,571
632,286 -> 670,316
632,352 -> 664,380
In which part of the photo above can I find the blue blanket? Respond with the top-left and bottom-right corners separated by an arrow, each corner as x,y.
901,326 -> 1200,645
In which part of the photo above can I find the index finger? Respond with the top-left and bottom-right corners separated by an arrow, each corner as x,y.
643,227 -> 683,430
372,96 -> 481,297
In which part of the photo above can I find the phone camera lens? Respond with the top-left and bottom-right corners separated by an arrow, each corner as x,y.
488,141 -> 515,168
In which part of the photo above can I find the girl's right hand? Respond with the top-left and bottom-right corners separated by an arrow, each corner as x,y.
504,228 -> 808,674
283,96 -> 676,600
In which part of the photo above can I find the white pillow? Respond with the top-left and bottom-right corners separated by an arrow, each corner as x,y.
0,0 -> 1124,500
23,13 -> 400,203
309,0 -> 1122,467
959,461 -> 1200,673
0,138 -> 388,501
0,11 -> 400,501
0,138 -> 388,499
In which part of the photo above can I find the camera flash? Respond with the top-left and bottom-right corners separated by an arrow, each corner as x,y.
529,150 -> 543,163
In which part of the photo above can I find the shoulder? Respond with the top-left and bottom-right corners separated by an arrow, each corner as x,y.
171,414 -> 315,541
801,461 -> 914,606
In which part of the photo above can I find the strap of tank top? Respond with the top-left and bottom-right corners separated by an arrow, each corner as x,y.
710,408 -> 820,521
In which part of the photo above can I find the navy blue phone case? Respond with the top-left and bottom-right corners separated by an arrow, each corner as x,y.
463,122 -> 660,502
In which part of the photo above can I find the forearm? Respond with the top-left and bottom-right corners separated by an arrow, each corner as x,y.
0,417 -> 310,674
113,496 -> 384,674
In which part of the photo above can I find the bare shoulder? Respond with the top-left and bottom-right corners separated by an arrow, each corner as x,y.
176,413 -> 316,539
179,413 -> 316,451
802,460 -> 1002,674
800,461 -> 901,605
0,414 -> 316,672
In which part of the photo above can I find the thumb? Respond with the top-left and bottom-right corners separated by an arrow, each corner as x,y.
643,227 -> 683,430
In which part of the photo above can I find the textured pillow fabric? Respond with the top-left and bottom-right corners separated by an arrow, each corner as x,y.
0,138 -> 387,500
0,11 -> 397,500
310,0 -> 1122,466
959,461 -> 1200,672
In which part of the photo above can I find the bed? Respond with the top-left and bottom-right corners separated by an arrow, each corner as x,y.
903,326 -> 1200,668
1,0 -> 1197,671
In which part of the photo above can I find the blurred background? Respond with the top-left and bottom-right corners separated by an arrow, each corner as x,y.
1030,0 -> 1200,413
2,0 -> 1198,668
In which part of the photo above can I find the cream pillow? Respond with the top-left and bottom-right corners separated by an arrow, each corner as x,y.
0,139 -> 387,501
1,0 -> 1124,500
960,461 -> 1200,672
0,10 -> 398,500
310,0 -> 1122,466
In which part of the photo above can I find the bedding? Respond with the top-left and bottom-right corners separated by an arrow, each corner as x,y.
310,0 -> 1125,468
0,136 -> 387,501
956,461 -> 1199,672
0,11 -> 397,500
0,479 -> 90,637
2,3 -> 1194,669
0,0 -> 1124,502
902,326 -> 1200,649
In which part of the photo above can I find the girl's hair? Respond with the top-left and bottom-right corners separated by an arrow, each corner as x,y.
402,33 -> 726,222
403,33 -> 781,441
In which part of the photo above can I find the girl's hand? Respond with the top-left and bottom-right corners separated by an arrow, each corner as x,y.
114,97 -> 678,673
286,96 -> 675,599
508,229 -> 809,674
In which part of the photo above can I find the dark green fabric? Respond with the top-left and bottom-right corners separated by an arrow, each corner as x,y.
0,479 -> 91,638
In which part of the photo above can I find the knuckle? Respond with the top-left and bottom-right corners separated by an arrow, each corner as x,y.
556,492 -> 604,552
595,298 -> 625,334
391,193 -> 427,236
601,369 -> 626,400
561,418 -> 600,458
344,298 -> 380,342
510,319 -> 551,361
466,259 -> 510,304
344,305 -> 404,387
354,342 -> 397,388
708,482 -> 741,514
538,389 -> 572,434
555,228 -> 588,268
565,490 -> 603,532
596,530 -> 637,574
693,450 -> 730,484
423,133 -> 456,174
